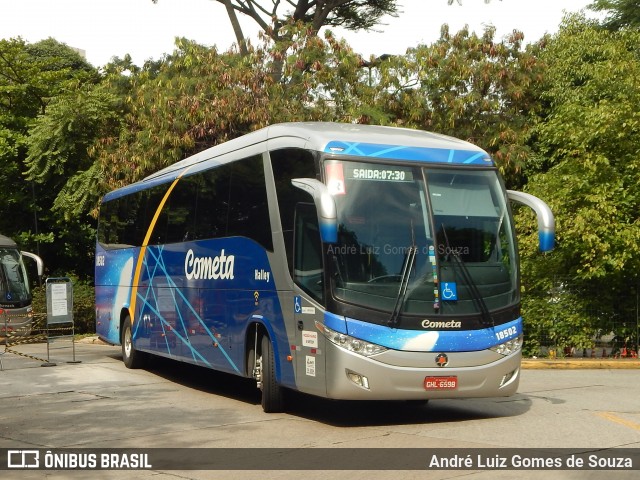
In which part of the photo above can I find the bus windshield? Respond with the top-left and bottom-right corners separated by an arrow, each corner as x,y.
0,248 -> 31,304
325,159 -> 518,317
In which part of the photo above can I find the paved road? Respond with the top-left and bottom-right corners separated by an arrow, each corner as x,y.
1,339 -> 639,480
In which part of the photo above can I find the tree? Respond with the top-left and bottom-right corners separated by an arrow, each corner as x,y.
152,1 -> 399,50
0,38 -> 96,264
80,19 -> 543,206
87,30 -> 367,192
448,0 -> 501,4
366,24 -> 544,185
23,85 -> 124,276
92,39 -> 276,189
588,0 -> 640,30
517,14 -> 640,352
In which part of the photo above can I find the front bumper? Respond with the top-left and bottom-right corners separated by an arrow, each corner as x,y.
324,344 -> 521,400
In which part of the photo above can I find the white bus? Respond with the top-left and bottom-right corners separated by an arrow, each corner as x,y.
95,122 -> 554,412
0,234 -> 44,342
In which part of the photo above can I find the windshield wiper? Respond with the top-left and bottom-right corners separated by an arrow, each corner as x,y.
331,254 -> 345,287
440,224 -> 493,327
388,220 -> 418,327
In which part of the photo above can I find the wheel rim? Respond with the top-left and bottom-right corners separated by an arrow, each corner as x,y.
256,352 -> 264,390
124,328 -> 132,357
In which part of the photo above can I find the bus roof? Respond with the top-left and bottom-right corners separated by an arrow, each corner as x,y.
103,122 -> 493,202
0,234 -> 17,248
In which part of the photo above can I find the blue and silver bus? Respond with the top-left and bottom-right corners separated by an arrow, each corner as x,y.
95,122 -> 554,412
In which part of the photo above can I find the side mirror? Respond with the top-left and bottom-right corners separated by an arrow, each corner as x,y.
21,251 -> 44,285
291,178 -> 338,244
507,190 -> 555,252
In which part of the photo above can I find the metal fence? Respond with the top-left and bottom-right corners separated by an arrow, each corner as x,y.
1,311 -> 47,347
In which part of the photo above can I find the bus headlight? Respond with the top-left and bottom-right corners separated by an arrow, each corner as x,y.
490,335 -> 523,356
315,322 -> 387,357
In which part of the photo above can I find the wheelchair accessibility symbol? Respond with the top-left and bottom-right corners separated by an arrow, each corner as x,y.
441,282 -> 458,301
294,296 -> 302,313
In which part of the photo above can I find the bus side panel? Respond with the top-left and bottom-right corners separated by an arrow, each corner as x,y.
95,245 -> 138,345
133,239 -> 296,387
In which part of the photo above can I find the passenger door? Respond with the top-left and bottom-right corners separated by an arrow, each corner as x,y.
292,202 -> 327,396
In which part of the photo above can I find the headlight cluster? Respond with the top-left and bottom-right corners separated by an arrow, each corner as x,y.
490,335 -> 523,356
315,321 -> 387,357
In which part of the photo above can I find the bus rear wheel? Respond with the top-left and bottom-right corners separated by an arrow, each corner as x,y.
259,335 -> 284,413
122,316 -> 145,369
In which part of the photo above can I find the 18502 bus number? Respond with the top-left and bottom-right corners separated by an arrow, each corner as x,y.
495,326 -> 518,341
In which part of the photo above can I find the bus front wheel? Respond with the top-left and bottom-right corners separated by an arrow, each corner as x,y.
122,316 -> 145,369
259,335 -> 284,413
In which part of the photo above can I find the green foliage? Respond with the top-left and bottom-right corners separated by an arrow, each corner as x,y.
31,276 -> 96,334
25,87 -> 123,220
0,37 -> 98,275
58,22 -> 547,225
89,29 -> 369,193
370,25 -> 544,185
7,11 -> 639,356
93,39 -> 273,190
318,0 -> 399,32
0,37 -> 94,119
70,277 -> 97,334
589,0 -> 640,30
25,38 -> 94,77
526,15 -> 640,279
518,15 -> 640,350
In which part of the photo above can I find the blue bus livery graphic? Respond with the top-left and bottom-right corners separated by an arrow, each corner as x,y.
324,141 -> 493,165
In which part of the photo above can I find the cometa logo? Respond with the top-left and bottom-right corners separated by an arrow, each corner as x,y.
435,353 -> 449,367
421,319 -> 462,329
184,249 -> 235,280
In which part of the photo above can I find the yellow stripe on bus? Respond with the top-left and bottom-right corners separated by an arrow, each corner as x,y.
129,166 -> 194,324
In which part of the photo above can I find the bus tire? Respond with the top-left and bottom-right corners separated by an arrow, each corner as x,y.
122,316 -> 145,369
260,335 -> 284,413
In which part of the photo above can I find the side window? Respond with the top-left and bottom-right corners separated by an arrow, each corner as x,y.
147,191 -> 168,246
270,148 -> 318,274
97,199 -> 121,247
99,155 -> 273,250
226,155 -> 273,251
294,202 -> 324,304
193,168 -> 230,241
158,172 -> 226,244
98,184 -> 169,249
161,175 -> 200,244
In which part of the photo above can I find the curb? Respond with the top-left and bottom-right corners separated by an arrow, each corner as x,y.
522,358 -> 640,369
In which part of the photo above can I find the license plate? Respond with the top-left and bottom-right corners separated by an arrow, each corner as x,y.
424,376 -> 458,390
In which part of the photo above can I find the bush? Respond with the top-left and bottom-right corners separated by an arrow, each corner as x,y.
31,276 -> 95,334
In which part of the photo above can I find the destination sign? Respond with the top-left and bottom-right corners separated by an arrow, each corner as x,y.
347,167 -> 414,182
